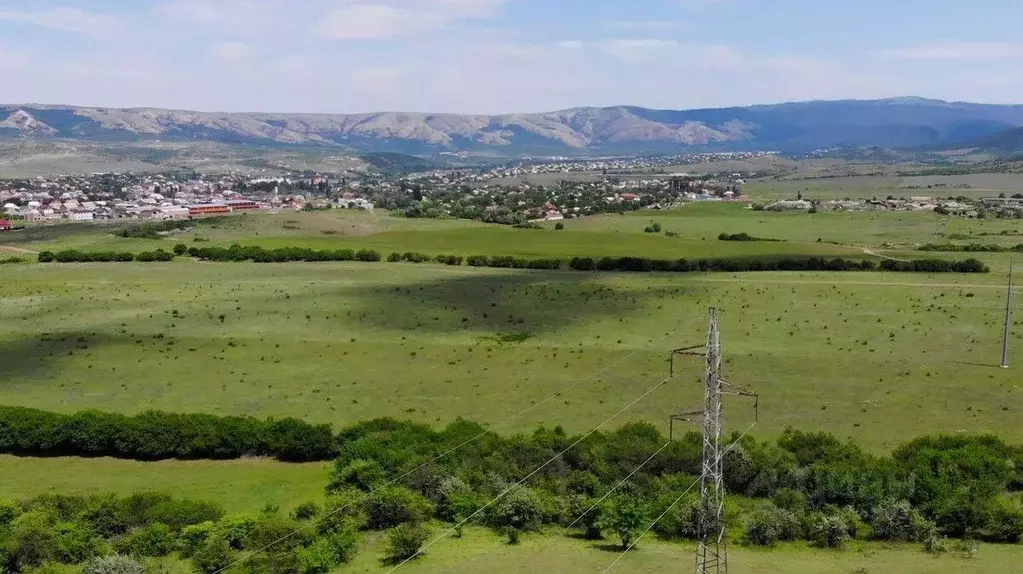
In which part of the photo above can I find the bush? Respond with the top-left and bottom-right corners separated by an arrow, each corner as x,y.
805,511 -> 852,548
355,249 -> 381,262
870,499 -> 934,542
292,501 -> 320,521
386,523 -> 430,562
173,244 -> 188,256
0,498 -> 22,525
179,521 -> 216,557
8,511 -> 57,570
745,504 -> 800,546
116,522 -> 175,557
554,222 -> 565,230
82,555 -> 147,574
37,251 -> 55,262
364,487 -> 433,530
297,530 -> 358,573
191,537 -> 233,574
54,520 -> 106,564
488,488 -> 545,533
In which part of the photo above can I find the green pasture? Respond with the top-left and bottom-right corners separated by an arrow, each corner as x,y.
2,259 -> 1020,452
745,172 -> 1023,201
341,529 -> 1023,574
0,455 -> 328,514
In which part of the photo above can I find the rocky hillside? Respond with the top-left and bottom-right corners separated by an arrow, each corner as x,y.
3,97 -> 1023,155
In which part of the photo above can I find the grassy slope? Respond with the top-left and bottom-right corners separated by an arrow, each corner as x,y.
2,260 -> 1019,452
0,455 -> 328,513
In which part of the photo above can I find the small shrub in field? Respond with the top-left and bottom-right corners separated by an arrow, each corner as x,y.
291,501 -> 320,521
386,523 -> 430,562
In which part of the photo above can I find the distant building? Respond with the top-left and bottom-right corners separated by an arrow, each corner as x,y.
0,219 -> 13,231
225,199 -> 260,211
188,203 -> 231,216
983,197 -> 1023,209
544,210 -> 565,221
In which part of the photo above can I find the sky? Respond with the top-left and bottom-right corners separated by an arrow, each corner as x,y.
1,0 -> 1022,114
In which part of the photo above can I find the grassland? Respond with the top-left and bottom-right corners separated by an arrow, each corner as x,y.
0,455 -> 327,514
3,198 -> 1023,572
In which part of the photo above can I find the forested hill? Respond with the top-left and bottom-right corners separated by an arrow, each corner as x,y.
3,97 -> 1023,155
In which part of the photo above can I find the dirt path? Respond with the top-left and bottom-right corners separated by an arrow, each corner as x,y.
861,247 -> 910,262
0,245 -> 37,254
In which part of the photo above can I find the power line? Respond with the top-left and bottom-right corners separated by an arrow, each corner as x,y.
601,421 -> 758,574
386,376 -> 672,573
211,344 -> 664,574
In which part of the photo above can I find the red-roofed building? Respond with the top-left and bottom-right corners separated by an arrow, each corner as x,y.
0,219 -> 14,231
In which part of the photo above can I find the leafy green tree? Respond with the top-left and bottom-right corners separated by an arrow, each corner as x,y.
116,522 -> 175,557
53,521 -> 106,564
179,521 -> 216,557
0,499 -> 22,526
598,495 -> 649,550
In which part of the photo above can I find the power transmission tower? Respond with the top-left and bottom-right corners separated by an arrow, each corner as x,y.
1002,259 -> 1014,369
670,308 -> 758,574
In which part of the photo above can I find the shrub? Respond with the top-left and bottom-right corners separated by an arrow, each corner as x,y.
554,222 -> 565,230
179,521 -> 216,557
8,511 -> 57,570
54,520 -> 106,564
0,498 -> 22,525
805,511 -> 852,548
37,251 -> 55,263
292,501 -> 320,521
354,249 -> 381,262
364,487 -> 433,530
488,488 -> 545,533
871,499 -> 934,542
173,244 -> 188,256
191,537 -> 233,574
116,522 -> 175,557
82,555 -> 147,574
387,252 -> 402,262
386,523 -> 430,562
745,504 -> 800,546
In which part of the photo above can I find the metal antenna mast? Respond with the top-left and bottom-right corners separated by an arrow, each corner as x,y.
670,308 -> 758,574
1002,259 -> 1014,369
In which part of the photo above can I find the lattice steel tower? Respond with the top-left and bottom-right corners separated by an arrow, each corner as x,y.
671,308 -> 758,574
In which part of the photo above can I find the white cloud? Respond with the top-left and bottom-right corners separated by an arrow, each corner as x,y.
155,0 -> 279,32
211,41 -> 254,63
554,40 -> 583,50
0,7 -> 118,38
315,0 -> 510,39
877,41 -> 1023,61
601,39 -> 740,69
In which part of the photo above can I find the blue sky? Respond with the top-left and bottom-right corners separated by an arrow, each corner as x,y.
1,0 -> 1021,113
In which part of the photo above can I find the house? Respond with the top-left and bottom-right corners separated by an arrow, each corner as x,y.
0,219 -> 13,231
544,210 -> 565,221
68,211 -> 94,221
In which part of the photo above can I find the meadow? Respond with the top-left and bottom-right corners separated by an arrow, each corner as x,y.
2,200 -> 1022,572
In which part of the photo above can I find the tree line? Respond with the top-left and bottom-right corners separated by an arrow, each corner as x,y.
2,414 -> 1022,572
919,243 -> 1023,253
37,250 -> 174,263
35,243 -> 991,274
717,232 -> 780,242
0,407 -> 334,462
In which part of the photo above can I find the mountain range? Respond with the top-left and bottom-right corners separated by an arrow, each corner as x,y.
3,97 -> 1023,156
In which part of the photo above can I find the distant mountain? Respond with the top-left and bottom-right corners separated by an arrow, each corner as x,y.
954,126 -> 1023,155
2,98 -> 1023,155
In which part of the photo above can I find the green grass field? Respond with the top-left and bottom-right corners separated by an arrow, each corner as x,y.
0,455 -> 327,514
3,198 -> 1023,572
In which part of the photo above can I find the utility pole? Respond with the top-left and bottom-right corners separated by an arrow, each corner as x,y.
1002,259 -> 1014,369
670,308 -> 758,574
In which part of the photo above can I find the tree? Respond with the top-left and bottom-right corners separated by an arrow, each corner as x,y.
598,495 -> 648,550
554,222 -> 564,230
173,244 -> 188,256
8,511 -> 57,570
489,488 -> 545,534
386,523 -> 430,562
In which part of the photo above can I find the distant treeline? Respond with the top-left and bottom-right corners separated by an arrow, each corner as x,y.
38,250 -> 175,263
718,232 -> 780,242
0,406 -> 334,462
114,220 -> 195,239
879,258 -> 989,273
919,243 -> 1023,253
34,244 -> 990,274
188,245 -> 382,262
